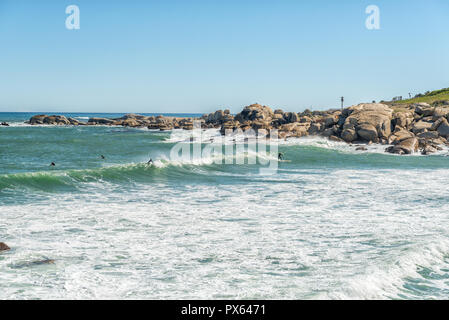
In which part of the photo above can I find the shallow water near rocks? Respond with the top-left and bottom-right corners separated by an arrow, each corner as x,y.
2,112 -> 449,299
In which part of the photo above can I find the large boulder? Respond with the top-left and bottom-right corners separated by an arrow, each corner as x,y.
421,144 -> 438,155
388,128 -> 415,144
393,111 -> 414,129
283,112 -> 300,123
322,126 -> 338,137
386,137 -> 419,155
300,116 -> 312,123
46,115 -> 70,125
274,109 -> 284,115
413,103 -> 431,115
29,115 -> 47,124
29,115 -> 70,125
343,103 -> 393,142
272,113 -> 284,121
430,117 -> 445,131
67,117 -> 82,125
437,118 -> 449,137
208,110 -> 225,123
412,120 -> 432,133
119,119 -> 141,127
278,123 -> 308,138
235,104 -> 274,123
356,124 -> 378,142
417,131 -> 440,139
148,116 -> 175,130
433,107 -> 449,121
324,115 -> 338,128
178,118 -> 194,130
341,128 -> 358,142
307,122 -> 323,135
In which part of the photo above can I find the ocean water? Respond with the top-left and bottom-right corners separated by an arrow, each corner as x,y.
2,112 -> 449,299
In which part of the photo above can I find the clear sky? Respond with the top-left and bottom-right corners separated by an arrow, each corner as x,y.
0,0 -> 448,113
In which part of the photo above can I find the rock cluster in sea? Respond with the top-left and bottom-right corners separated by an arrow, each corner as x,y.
27,101 -> 449,155
0,242 -> 10,252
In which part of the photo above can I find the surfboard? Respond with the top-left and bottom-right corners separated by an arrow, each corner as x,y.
278,160 -> 291,162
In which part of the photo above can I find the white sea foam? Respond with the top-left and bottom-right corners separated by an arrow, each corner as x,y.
325,238 -> 449,299
154,148 -> 277,167
2,167 -> 449,299
2,122 -> 35,127
163,132 -> 449,156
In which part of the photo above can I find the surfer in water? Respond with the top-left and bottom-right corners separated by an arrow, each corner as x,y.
278,152 -> 284,161
50,162 -> 56,167
100,155 -> 105,159
147,158 -> 154,165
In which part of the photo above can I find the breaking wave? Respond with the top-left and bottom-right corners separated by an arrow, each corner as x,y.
0,150 -> 279,192
327,239 -> 449,299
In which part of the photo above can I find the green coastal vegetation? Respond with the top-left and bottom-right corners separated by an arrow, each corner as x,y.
387,87 -> 449,106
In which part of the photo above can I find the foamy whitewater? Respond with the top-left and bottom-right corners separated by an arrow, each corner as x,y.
2,112 -> 449,300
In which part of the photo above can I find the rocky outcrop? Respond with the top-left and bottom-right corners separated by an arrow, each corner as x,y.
235,104 -> 274,122
341,103 -> 393,143
27,114 -> 82,126
0,242 -> 10,252
29,115 -> 71,125
202,109 -> 232,125
25,100 -> 449,155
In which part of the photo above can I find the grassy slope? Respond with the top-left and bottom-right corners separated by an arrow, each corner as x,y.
387,87 -> 449,105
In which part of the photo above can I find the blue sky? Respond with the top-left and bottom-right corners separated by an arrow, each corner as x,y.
0,0 -> 448,113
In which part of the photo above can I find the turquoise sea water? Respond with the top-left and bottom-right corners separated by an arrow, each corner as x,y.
2,112 -> 449,299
